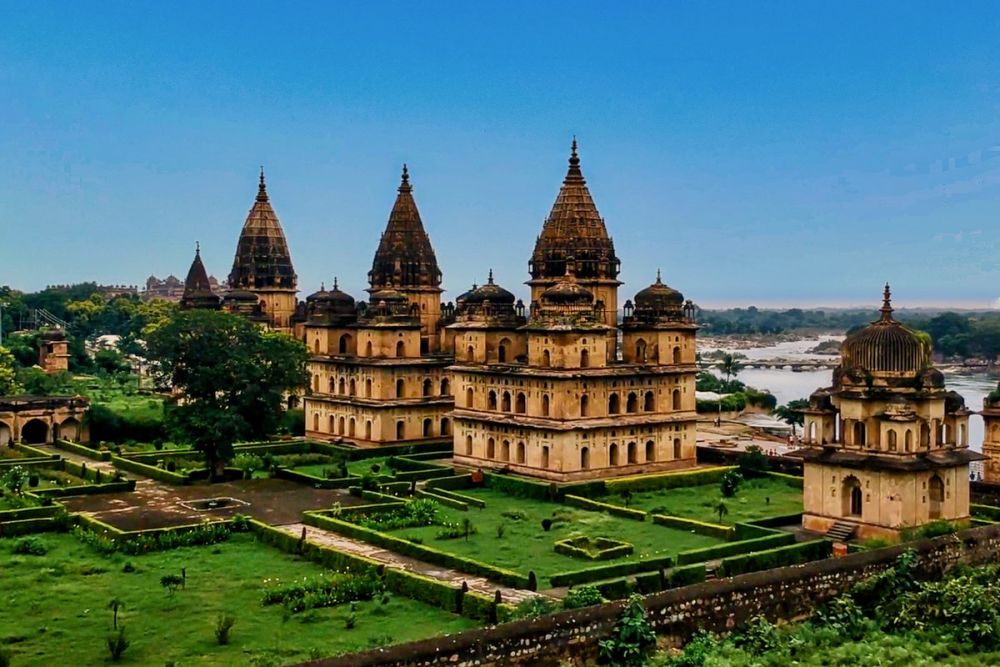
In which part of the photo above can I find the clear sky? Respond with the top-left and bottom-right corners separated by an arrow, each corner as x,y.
3,1 -> 1000,309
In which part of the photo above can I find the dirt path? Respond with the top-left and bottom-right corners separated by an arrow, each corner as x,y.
278,522 -> 546,605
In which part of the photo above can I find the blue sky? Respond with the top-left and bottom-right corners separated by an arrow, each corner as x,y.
3,1 -> 1000,308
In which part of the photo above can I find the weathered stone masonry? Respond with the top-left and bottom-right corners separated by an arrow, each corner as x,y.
300,523 -> 1000,667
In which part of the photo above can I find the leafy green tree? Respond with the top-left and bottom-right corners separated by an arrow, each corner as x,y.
0,347 -> 19,396
774,398 -> 809,436
145,310 -> 308,478
597,594 -> 656,666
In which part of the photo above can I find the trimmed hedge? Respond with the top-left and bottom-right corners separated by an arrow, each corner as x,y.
304,512 -> 531,589
484,473 -> 556,501
564,494 -> 647,521
0,456 -> 58,467
415,489 -> 470,511
55,439 -> 112,461
716,539 -> 833,577
603,466 -> 734,494
424,487 -> 487,509
765,471 -> 805,488
675,531 -> 796,565
665,563 -> 707,588
554,536 -> 634,561
12,442 -> 55,459
392,467 -> 455,483
733,522 -> 786,540
0,505 -> 60,522
558,479 -> 608,499
0,517 -> 64,536
594,576 -> 636,600
651,514 -> 732,539
426,474 -> 474,492
273,467 -> 355,489
972,503 -> 1000,522
548,554 -> 675,588
111,455 -> 190,484
31,480 -> 135,498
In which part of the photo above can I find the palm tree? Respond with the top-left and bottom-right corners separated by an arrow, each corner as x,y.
108,598 -> 125,630
716,353 -> 745,390
774,398 -> 809,437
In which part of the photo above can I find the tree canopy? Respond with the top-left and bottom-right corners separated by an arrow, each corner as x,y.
145,310 -> 308,476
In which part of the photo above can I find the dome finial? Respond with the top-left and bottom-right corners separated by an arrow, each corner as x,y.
880,282 -> 893,321
257,166 -> 268,202
333,276 -> 338,290
656,268 -> 662,284
320,281 -> 325,291
488,268 -> 494,284
195,240 -> 200,255
398,163 -> 412,193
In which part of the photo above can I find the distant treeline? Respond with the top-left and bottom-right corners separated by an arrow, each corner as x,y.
697,307 -> 874,335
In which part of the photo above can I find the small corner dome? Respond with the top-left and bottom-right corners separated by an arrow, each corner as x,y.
840,285 -> 930,375
466,271 -> 516,305
541,280 -> 594,306
634,271 -> 684,309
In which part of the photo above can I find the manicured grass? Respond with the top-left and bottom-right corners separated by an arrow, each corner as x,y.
0,494 -> 39,511
0,532 -> 478,666
597,476 -> 802,525
390,487 -> 724,580
346,457 -> 393,477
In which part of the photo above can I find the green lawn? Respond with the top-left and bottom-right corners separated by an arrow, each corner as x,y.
596,476 -> 802,525
390,487 -> 725,581
346,457 -> 393,476
0,532 -> 477,666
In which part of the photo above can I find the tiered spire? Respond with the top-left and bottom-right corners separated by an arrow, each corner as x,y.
228,168 -> 297,291
180,243 -> 221,310
368,165 -> 442,291
529,139 -> 619,282
879,283 -> 894,322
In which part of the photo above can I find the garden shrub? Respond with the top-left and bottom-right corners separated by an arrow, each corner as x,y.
214,613 -> 236,645
356,498 -> 440,530
510,596 -> 559,620
554,536 -> 634,560
597,594 -> 655,667
563,585 -> 605,609
262,570 -> 384,612
106,627 -> 129,662
720,469 -> 743,498
12,536 -> 47,555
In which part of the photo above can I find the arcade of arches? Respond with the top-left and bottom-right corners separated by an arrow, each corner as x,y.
0,397 -> 90,447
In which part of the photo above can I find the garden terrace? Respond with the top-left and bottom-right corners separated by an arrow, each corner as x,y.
0,530 -> 477,666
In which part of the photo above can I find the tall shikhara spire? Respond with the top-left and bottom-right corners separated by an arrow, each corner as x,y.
529,138 -> 620,282
180,243 -> 220,310
368,164 -> 442,290
228,168 -> 297,291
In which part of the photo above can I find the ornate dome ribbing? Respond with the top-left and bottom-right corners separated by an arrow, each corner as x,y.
368,165 -> 443,290
840,284 -> 930,375
465,270 -> 516,305
228,169 -> 297,291
180,243 -> 221,310
634,270 -> 684,311
529,139 -> 620,282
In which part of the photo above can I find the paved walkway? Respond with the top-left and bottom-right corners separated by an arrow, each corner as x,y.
278,522 -> 546,604
33,442 -> 122,476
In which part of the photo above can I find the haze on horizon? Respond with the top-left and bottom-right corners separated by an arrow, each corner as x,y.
2,1 -> 1000,309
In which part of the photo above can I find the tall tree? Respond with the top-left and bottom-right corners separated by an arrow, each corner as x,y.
716,353 -> 745,389
145,310 -> 307,478
0,347 -> 20,396
774,398 -> 809,437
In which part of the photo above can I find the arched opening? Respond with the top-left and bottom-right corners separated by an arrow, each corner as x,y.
580,447 -> 590,470
853,421 -> 867,447
312,375 -> 320,392
328,377 -> 336,393
395,340 -> 405,357
349,379 -> 356,396
542,446 -> 550,468
929,475 -> 944,519
580,349 -> 590,368
942,422 -> 950,445
487,437 -> 495,459
808,421 -> 817,443
58,418 -> 81,442
627,442 -> 637,464
466,387 -> 475,408
365,420 -> 372,440
515,392 -> 526,414
645,440 -> 655,462
608,393 -> 621,414
842,476 -> 863,517
542,394 -> 550,417
313,339 -> 320,353
501,440 -> 511,462
671,389 -> 681,411
423,418 -> 433,437
338,416 -> 345,435
396,379 -> 405,398
905,429 -> 913,452
440,378 -> 450,396
287,395 -> 299,409
609,443 -> 619,466
465,435 -> 473,456
365,379 -> 372,397
349,418 -> 356,437
888,430 -> 898,451
312,413 -> 319,432
920,422 -> 931,448
580,394 -> 589,417
338,377 -> 346,394
365,340 -> 373,356
959,423 -> 966,446
516,441 -> 525,464
466,345 -> 475,362
423,378 -> 432,397
643,391 -> 655,411
339,334 -> 353,355
673,438 -> 682,459
498,338 -> 510,363
542,349 -> 551,367
626,392 -> 638,413
488,390 -> 498,411
672,346 -> 682,364
440,418 -> 450,435
501,391 -> 511,412
396,421 -> 405,440
420,338 -> 429,355
635,339 -> 647,363
328,415 -> 335,433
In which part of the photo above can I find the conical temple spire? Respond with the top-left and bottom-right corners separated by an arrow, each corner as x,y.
229,170 -> 297,291
368,164 -> 442,290
181,243 -> 221,310
879,282 -> 894,322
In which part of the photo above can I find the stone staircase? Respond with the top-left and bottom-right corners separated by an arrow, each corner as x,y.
825,521 -> 857,542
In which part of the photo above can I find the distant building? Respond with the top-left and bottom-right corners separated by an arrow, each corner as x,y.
38,327 -> 70,374
179,244 -> 222,311
793,285 -> 981,540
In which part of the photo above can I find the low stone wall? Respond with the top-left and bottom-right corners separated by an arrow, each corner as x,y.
300,523 -> 1000,667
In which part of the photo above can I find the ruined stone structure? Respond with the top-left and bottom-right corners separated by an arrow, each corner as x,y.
793,285 -> 980,539
303,167 -> 454,445
179,243 -> 221,311
449,142 -> 699,481
226,169 -> 299,333
0,396 -> 89,445
38,328 -> 70,374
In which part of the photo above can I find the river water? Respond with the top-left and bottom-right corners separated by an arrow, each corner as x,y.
703,336 -> 998,453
